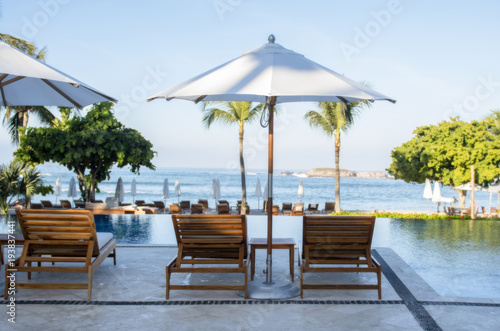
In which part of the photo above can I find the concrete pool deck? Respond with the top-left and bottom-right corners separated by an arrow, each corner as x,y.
1,246 -> 499,331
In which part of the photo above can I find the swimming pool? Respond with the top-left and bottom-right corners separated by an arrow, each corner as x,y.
2,214 -> 499,299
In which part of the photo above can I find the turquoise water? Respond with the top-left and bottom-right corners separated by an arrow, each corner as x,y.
31,164 -> 496,212
2,214 -> 499,299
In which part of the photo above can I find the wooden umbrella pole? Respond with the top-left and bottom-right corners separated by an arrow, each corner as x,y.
266,97 -> 276,284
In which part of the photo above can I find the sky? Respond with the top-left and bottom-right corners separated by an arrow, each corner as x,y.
1,0 -> 500,172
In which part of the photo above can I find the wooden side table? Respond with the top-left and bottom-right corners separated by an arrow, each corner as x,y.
0,233 -> 25,265
249,237 -> 296,281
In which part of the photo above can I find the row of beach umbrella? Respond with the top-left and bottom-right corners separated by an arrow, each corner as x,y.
424,179 -> 500,211
54,177 -> 303,206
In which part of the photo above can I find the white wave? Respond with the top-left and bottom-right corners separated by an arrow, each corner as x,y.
246,172 -> 257,176
292,173 -> 308,178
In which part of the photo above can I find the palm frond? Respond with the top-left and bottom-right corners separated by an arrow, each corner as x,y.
33,106 -> 56,126
304,110 -> 334,136
6,112 -> 23,144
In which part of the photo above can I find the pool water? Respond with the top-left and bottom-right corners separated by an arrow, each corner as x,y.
2,215 -> 499,299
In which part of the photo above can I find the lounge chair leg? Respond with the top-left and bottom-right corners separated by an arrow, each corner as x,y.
88,271 -> 93,301
377,268 -> 382,300
300,265 -> 304,299
113,248 -> 117,265
28,261 -> 31,280
166,266 -> 170,300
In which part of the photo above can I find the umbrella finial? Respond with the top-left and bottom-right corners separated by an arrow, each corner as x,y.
268,34 -> 275,43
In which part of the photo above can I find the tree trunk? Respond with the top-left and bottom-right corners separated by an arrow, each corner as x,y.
334,135 -> 341,212
239,122 -> 247,215
457,190 -> 467,208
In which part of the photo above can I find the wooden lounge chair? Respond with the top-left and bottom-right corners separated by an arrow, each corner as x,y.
153,201 -> 167,213
292,203 -> 304,216
41,200 -> 62,209
74,201 -> 85,208
272,205 -> 280,215
306,203 -> 319,214
180,200 -> 191,212
300,215 -> 382,299
5,209 -> 117,300
490,207 -> 498,217
198,199 -> 209,210
59,200 -> 72,209
237,203 -> 250,214
282,203 -> 292,215
323,202 -> 335,213
217,203 -> 230,215
191,203 -> 203,214
169,203 -> 182,214
166,214 -> 249,299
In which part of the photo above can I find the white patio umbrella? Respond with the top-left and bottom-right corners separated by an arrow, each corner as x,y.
162,178 -> 169,205
255,178 -> 262,208
423,179 -> 433,212
487,183 -> 500,210
54,177 -> 62,204
263,179 -> 269,211
131,179 -> 137,204
0,39 -> 116,108
174,179 -> 181,203
147,35 -> 395,298
298,180 -> 304,202
67,177 -> 78,201
115,177 -> 124,203
432,182 -> 442,212
211,178 -> 221,206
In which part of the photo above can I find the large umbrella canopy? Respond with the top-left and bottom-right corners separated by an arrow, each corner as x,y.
147,35 -> 395,297
131,179 -> 137,203
0,39 -> 116,108
115,177 -> 124,203
487,183 -> 500,209
147,36 -> 395,104
54,177 -> 62,204
298,180 -> 304,201
211,178 -> 221,201
67,177 -> 78,199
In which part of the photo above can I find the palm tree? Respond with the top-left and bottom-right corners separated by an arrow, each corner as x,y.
304,100 -> 371,211
18,165 -> 44,208
0,33 -> 54,145
0,162 -> 22,214
202,101 -> 264,214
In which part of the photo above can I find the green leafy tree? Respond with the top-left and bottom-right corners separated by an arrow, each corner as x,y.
15,102 -> 156,202
304,100 -> 371,211
202,101 -> 264,214
387,117 -> 500,207
0,33 -> 55,145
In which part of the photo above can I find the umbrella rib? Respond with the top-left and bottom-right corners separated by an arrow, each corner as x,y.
42,79 -> 83,109
0,84 -> 7,107
0,75 -> 26,88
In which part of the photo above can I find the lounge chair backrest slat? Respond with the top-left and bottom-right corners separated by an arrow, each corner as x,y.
302,215 -> 376,261
16,209 -> 101,256
172,215 -> 247,261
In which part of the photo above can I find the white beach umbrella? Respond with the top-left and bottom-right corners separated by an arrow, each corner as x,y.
174,179 -> 181,203
432,182 -> 442,212
67,177 -> 78,199
131,179 -> 137,204
255,178 -> 262,208
423,179 -> 433,212
162,178 -> 169,204
115,177 -> 124,203
298,180 -> 304,202
211,178 -> 220,206
454,182 -> 484,191
0,39 -> 116,108
54,177 -> 62,204
147,35 -> 395,297
487,183 -> 500,209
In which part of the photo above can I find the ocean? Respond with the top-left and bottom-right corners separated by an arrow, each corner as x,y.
30,164 -> 496,212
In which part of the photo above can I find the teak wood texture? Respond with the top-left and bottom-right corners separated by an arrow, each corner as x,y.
300,215 -> 381,299
166,214 -> 249,299
5,209 -> 117,300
